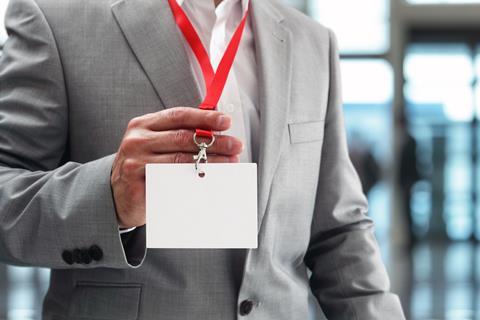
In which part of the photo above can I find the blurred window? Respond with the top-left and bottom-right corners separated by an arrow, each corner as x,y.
341,59 -> 393,161
476,46 -> 480,118
309,0 -> 389,54
340,60 -> 393,239
405,43 -> 479,240
405,44 -> 474,124
309,0 -> 392,238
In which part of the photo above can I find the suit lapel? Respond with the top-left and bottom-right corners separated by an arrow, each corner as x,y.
110,0 -> 202,109
251,1 -> 292,233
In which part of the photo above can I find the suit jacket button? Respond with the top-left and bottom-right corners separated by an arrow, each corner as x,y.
239,299 -> 255,316
72,249 -> 82,264
62,250 -> 74,265
89,245 -> 103,261
80,249 -> 92,264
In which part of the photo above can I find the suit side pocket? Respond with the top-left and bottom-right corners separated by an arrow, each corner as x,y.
68,282 -> 142,320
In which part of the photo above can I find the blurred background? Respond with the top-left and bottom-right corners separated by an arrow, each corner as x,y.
2,0 -> 480,319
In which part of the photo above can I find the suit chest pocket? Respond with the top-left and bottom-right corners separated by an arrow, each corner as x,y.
288,120 -> 325,144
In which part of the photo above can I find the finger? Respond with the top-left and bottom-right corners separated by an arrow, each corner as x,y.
132,153 -> 240,176
136,107 -> 232,132
155,153 -> 239,164
145,130 -> 243,156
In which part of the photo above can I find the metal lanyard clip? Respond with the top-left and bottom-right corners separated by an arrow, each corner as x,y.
193,133 -> 216,172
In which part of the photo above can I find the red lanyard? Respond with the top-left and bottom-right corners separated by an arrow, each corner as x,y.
167,0 -> 249,138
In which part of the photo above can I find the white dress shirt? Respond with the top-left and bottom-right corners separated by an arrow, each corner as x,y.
178,0 -> 259,163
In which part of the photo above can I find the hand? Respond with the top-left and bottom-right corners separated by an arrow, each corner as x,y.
111,107 -> 243,228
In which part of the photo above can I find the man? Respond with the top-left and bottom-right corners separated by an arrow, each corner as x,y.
0,0 -> 405,318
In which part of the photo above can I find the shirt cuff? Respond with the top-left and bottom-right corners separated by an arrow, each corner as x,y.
119,227 -> 137,234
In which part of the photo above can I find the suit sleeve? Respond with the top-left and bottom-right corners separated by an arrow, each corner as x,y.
0,0 -> 145,268
303,29 -> 405,320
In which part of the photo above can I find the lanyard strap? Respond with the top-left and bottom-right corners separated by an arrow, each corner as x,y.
167,0 -> 249,138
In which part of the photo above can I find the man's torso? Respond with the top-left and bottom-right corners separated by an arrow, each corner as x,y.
29,0 -> 330,318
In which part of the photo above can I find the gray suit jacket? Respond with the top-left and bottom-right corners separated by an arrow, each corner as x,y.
0,0 -> 405,319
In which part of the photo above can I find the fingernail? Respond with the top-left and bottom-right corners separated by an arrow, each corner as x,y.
230,156 -> 239,163
217,115 -> 230,127
227,138 -> 233,151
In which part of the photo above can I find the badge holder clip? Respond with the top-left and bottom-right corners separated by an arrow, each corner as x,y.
193,132 -> 215,177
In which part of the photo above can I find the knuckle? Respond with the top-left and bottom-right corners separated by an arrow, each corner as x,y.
127,116 -> 143,129
122,158 -> 141,174
173,130 -> 191,148
167,108 -> 187,125
141,129 -> 156,141
122,134 -> 144,152
173,152 -> 189,164
205,111 -> 218,125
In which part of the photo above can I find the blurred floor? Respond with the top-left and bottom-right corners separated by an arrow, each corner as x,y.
0,265 -> 49,320
2,240 -> 480,319
392,240 -> 480,320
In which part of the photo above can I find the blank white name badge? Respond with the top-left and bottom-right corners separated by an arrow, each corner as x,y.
146,163 -> 258,249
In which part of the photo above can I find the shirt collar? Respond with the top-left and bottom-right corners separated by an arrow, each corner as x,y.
176,0 -> 249,14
